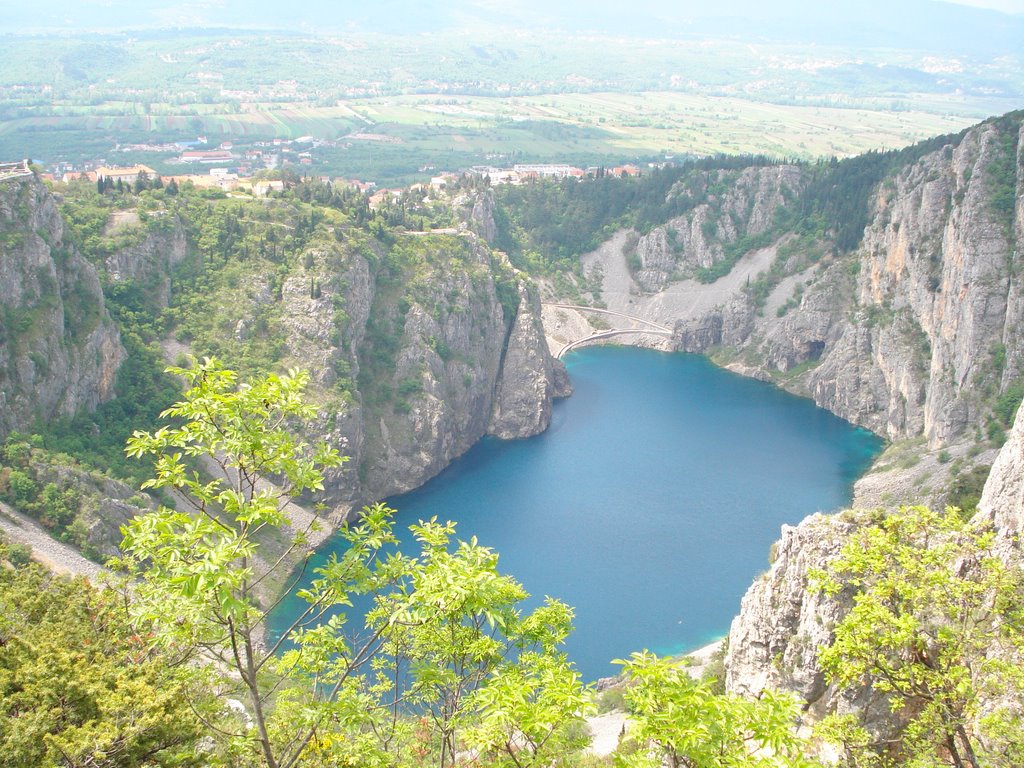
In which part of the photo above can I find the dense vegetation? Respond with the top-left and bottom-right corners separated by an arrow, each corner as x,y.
813,506 -> 1024,768
26,175 -> 462,488
492,122 -> 979,286
0,433 -> 100,557
491,155 -> 779,274
0,558 -> 212,767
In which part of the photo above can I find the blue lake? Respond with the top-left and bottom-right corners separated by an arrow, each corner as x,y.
268,346 -> 882,681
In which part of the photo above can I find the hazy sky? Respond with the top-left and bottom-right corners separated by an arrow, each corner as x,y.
945,0 -> 1024,11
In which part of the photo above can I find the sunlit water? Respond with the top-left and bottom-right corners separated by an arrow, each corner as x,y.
268,347 -> 882,680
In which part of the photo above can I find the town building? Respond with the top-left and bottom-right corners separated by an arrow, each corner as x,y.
94,164 -> 158,184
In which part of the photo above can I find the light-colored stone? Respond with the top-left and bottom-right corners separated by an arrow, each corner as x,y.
0,175 -> 124,436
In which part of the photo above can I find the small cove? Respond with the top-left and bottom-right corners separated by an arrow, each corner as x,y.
268,346 -> 883,681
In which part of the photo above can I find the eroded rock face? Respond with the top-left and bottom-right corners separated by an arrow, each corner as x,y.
454,188 -> 498,244
668,119 -> 1024,448
470,192 -> 498,244
0,176 -> 123,436
489,281 -> 572,439
725,515 -> 851,706
633,165 -> 802,292
669,115 -> 1024,740
978,403 -> 1024,557
273,234 -> 568,510
103,216 -> 188,308
726,396 -> 1024,738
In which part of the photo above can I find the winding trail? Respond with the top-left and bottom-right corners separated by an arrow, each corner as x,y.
0,501 -> 104,580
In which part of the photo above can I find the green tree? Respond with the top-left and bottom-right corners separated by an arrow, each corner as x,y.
614,650 -> 816,768
812,506 -> 1024,768
119,358 -> 348,768
464,646 -> 590,768
118,358 -> 589,768
382,519 -> 590,768
0,562 -> 209,767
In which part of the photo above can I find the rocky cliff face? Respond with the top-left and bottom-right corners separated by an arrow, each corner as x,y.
725,394 -> 1024,733
723,510 -> 895,732
2,177 -> 566,532
633,165 -> 802,292
0,175 -> 123,436
489,281 -> 573,439
272,231 -> 568,509
978,402 -> 1024,559
678,119 -> 1023,447
454,188 -> 499,244
574,115 -> 1023,466
103,216 -> 188,308
558,114 -> 1024,728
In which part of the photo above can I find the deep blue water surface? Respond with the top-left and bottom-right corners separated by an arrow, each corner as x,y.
268,347 -> 882,680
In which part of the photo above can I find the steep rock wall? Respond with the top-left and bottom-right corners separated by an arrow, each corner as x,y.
579,117 -> 1023,455
274,233 -> 568,510
633,165 -> 802,292
725,395 -> 1024,729
0,176 -> 123,435
686,120 -> 1023,446
103,216 -> 188,307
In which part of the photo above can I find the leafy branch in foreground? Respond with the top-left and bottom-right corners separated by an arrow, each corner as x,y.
614,650 -> 817,768
812,505 -> 1024,768
116,357 -> 589,768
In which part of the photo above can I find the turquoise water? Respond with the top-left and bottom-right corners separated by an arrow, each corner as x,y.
268,347 -> 882,681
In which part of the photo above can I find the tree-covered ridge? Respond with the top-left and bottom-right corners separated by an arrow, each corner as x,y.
0,432 -> 150,561
491,155 -> 781,274
23,173 -> 477,489
489,114 -> 1020,285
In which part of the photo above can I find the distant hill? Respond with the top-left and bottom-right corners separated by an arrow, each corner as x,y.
5,0 -> 1023,58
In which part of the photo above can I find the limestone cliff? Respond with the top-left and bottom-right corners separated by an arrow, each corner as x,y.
0,175 -> 123,436
490,281 -> 573,439
454,187 -> 499,244
268,231 -> 568,509
0,175 -> 567,546
978,402 -> 1024,558
676,119 -> 1022,447
563,113 -> 1023,507
724,392 -> 1024,737
102,215 -> 188,308
632,165 -> 802,292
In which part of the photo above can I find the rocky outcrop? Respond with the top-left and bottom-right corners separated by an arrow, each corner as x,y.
723,510 -> 901,735
455,188 -> 498,243
725,391 -> 1024,736
103,216 -> 188,307
0,175 -> 123,436
34,460 -> 150,560
273,233 -> 568,509
470,193 -> 498,244
725,515 -> 846,707
489,282 -> 573,438
632,165 -> 802,292
978,402 -> 1024,557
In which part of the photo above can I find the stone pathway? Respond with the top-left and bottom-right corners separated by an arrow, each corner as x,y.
0,501 -> 104,580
